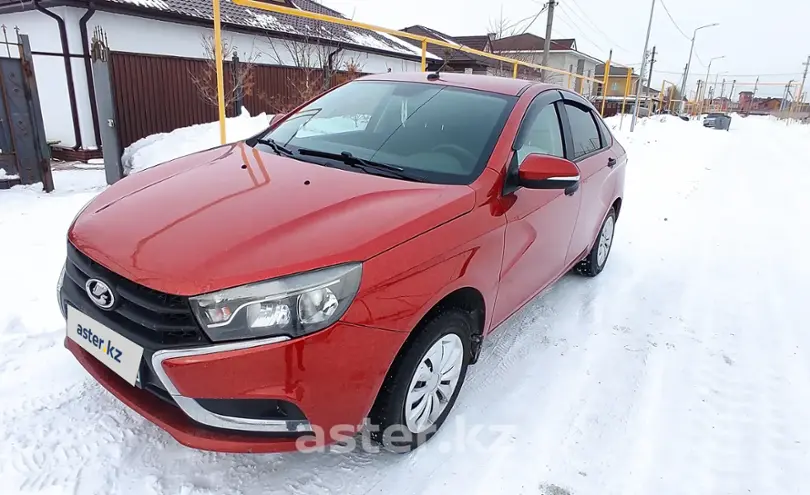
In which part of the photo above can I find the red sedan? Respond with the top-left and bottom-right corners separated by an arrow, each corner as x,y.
58,72 -> 626,453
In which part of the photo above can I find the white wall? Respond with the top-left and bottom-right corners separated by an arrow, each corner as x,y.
0,8 -> 421,150
500,50 -> 598,95
0,9 -> 85,148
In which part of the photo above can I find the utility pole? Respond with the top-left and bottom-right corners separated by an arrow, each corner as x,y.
796,55 -> 810,115
711,72 -> 720,110
631,0 -> 656,131
699,56 -> 724,115
720,78 -> 726,111
749,76 -> 759,113
540,0 -> 557,82
781,80 -> 793,112
728,79 -> 736,110
646,46 -> 657,111
679,22 -> 720,114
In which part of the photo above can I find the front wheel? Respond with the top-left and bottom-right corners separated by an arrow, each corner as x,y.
369,309 -> 472,452
576,207 -> 616,277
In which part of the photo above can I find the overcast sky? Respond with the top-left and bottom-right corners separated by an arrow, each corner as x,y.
320,0 -> 809,98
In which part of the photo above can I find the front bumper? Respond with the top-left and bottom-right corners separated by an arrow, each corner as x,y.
65,319 -> 407,453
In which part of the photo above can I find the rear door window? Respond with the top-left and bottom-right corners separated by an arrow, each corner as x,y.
595,115 -> 612,148
564,103 -> 602,159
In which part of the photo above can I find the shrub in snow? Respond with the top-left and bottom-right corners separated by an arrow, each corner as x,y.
122,108 -> 272,174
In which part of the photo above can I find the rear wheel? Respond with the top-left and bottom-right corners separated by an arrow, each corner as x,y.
369,309 -> 472,452
576,208 -> 616,277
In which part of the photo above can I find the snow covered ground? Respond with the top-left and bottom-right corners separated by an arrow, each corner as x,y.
1,115 -> 810,494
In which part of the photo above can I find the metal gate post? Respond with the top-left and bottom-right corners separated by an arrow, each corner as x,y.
18,34 -> 53,192
90,28 -> 123,184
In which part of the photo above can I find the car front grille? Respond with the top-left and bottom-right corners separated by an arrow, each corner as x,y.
64,243 -> 206,347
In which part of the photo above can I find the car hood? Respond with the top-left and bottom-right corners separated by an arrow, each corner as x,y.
69,143 -> 475,296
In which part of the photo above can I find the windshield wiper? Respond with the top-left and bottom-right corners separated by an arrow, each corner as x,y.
250,137 -> 295,157
296,149 -> 425,182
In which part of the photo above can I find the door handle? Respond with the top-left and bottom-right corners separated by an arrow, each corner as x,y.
607,157 -> 617,168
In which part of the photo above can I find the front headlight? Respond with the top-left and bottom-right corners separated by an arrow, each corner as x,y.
189,264 -> 362,342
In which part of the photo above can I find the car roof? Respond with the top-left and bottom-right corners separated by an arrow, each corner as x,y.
359,71 -> 554,96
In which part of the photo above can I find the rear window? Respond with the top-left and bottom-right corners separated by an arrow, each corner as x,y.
266,81 -> 516,184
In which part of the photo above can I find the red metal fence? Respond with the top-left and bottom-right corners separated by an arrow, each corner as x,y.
110,52 -> 349,148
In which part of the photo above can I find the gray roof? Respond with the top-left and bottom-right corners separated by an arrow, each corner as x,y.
98,0 -> 435,59
399,25 -> 498,68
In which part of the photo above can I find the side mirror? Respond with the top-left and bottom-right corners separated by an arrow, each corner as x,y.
518,154 -> 580,190
269,113 -> 286,127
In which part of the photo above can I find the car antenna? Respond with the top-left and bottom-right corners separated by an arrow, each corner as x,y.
426,71 -> 441,81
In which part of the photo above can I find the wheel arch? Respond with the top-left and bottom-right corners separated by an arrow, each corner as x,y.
365,286 -> 487,424
612,197 -> 623,220
411,286 -> 486,364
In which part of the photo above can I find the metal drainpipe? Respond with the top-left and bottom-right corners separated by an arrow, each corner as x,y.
325,46 -> 344,89
79,4 -> 101,148
32,0 -> 83,150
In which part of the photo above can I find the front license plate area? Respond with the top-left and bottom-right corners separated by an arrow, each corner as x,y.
66,306 -> 144,386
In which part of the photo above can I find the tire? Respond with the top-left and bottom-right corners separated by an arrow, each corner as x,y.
576,207 -> 617,277
369,308 -> 472,452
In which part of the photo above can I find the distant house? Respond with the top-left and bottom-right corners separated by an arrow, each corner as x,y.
399,25 -> 499,74
489,33 -> 602,92
737,94 -> 788,114
593,64 -> 640,97
452,35 -> 493,52
0,0 -> 439,157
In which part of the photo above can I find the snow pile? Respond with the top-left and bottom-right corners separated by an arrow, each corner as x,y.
0,168 -> 19,180
122,108 -> 272,174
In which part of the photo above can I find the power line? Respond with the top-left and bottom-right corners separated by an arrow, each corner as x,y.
563,0 -> 631,53
652,68 -> 806,77
519,6 -> 549,34
504,5 -> 548,33
658,0 -> 691,41
553,9 -> 605,56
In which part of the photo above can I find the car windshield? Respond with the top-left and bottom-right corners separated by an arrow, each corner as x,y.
260,80 -> 516,184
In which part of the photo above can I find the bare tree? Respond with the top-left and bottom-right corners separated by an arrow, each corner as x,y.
485,10 -> 572,85
262,33 -> 363,112
190,34 -> 259,113
486,14 -> 543,80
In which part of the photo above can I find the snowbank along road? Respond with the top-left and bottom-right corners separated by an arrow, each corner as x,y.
1,115 -> 809,495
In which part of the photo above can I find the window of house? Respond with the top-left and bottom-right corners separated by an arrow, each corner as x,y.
564,103 -> 601,159
611,82 -> 620,92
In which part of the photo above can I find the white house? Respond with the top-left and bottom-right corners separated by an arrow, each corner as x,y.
491,33 -> 602,95
0,0 -> 438,158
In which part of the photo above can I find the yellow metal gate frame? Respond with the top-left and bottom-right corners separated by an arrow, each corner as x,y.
211,0 -> 608,143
